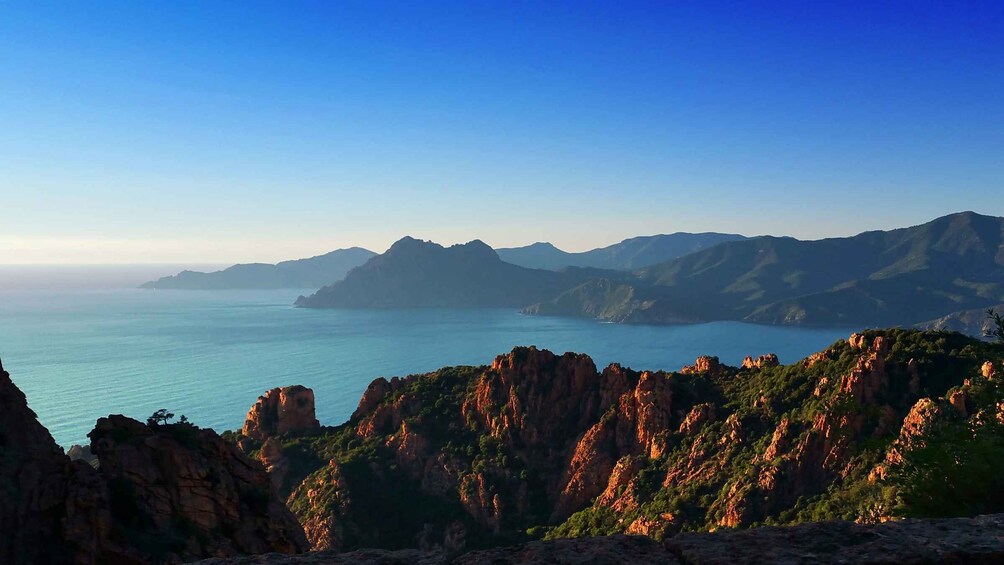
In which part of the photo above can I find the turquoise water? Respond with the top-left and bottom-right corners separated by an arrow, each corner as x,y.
0,287 -> 852,447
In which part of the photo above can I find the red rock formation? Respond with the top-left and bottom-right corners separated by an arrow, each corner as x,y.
948,389 -> 970,417
681,356 -> 723,376
762,417 -> 792,463
679,403 -> 716,436
840,336 -> 889,404
626,513 -> 678,538
741,353 -> 779,370
883,398 -> 944,467
259,436 -> 290,490
554,415 -> 621,520
804,349 -> 834,367
462,347 -> 608,453
242,385 -> 320,442
284,331 -> 1001,548
596,456 -> 645,511
848,333 -> 865,349
294,460 -> 348,551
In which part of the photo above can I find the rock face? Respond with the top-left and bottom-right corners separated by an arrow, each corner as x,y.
242,386 -> 320,442
0,360 -> 308,564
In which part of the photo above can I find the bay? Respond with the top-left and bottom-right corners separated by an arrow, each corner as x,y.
0,285 -> 852,447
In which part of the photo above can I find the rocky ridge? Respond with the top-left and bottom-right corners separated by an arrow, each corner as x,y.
231,329 -> 1004,556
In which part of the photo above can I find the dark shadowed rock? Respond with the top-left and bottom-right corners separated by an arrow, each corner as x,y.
0,357 -> 81,564
185,514 -> 1004,564
1,360 -> 308,564
666,514 -> 1004,564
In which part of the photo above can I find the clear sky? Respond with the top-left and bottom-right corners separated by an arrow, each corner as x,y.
1,1 -> 1002,264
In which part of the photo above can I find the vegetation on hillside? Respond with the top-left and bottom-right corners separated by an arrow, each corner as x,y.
229,329 -> 1004,551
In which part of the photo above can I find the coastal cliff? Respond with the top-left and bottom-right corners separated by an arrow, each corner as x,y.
5,327 -> 1004,563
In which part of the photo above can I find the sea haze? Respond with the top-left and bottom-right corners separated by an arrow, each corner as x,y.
0,273 -> 852,447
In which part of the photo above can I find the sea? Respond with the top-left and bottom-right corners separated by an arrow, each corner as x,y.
0,265 -> 853,448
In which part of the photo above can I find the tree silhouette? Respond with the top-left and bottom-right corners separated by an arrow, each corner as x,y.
987,308 -> 1004,344
147,409 -> 175,426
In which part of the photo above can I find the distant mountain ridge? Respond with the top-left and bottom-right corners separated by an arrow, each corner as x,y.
294,237 -> 608,308
527,211 -> 1004,327
496,232 -> 746,270
142,247 -> 376,290
290,213 -> 1003,333
918,303 -> 1004,337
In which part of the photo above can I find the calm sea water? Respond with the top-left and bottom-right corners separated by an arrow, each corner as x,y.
0,286 -> 852,448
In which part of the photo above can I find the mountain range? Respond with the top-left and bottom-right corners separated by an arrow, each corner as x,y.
297,212 -> 1004,333
527,211 -> 1004,327
141,247 -> 376,290
496,232 -> 746,270
143,233 -> 746,290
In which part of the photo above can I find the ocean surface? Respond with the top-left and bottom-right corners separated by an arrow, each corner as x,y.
0,278 -> 853,448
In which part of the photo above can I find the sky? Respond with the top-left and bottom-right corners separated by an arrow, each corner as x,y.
1,1 -> 1002,264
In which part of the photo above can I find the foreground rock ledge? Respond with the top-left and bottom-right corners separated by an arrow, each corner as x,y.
189,513 -> 1004,564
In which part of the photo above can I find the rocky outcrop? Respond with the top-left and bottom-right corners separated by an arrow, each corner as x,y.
242,386 -> 320,442
258,437 -> 290,490
1,359 -> 308,564
681,356 -> 723,376
189,513 -> 1004,564
741,353 -> 779,370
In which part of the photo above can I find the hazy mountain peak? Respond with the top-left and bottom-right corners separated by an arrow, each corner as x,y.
142,247 -> 376,290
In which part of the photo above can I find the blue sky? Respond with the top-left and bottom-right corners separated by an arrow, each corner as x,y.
1,1 -> 1002,263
